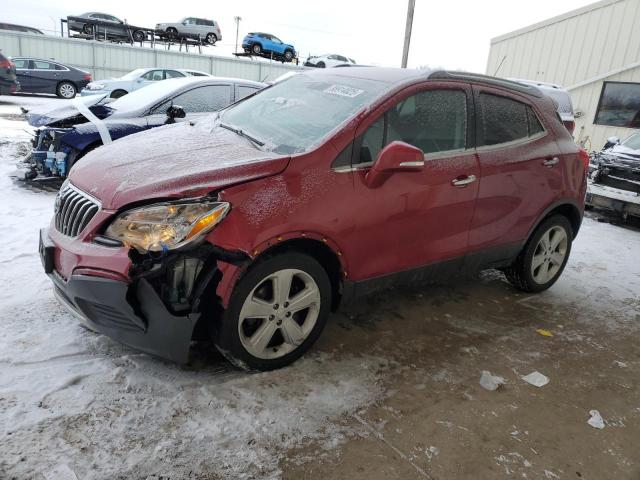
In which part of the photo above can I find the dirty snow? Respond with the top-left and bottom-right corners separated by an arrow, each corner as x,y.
0,98 -> 385,479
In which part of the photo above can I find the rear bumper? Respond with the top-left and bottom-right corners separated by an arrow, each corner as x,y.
586,182 -> 640,217
41,228 -> 199,363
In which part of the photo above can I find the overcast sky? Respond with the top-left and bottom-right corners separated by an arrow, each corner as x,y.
4,0 -> 596,72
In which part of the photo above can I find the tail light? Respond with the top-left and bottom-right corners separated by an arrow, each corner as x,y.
578,148 -> 590,171
563,120 -> 575,133
0,59 -> 13,69
83,73 -> 92,81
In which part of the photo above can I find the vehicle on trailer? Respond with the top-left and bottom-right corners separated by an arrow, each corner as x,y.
0,53 -> 20,95
40,68 -> 589,371
67,12 -> 147,42
0,22 -> 44,35
587,133 -> 640,219
305,54 -> 356,68
242,32 -> 296,62
156,17 -> 222,45
11,57 -> 91,98
512,78 -> 575,133
22,76 -> 264,179
81,68 -> 210,99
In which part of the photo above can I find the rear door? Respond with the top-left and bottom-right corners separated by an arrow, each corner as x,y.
29,60 -> 58,93
348,82 -> 480,281
467,86 -> 563,260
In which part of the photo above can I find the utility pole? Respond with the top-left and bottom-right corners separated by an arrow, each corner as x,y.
401,0 -> 416,68
234,16 -> 242,54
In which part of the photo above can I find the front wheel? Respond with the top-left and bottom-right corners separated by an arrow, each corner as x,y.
57,81 -> 77,99
284,50 -> 294,62
504,214 -> 573,293
213,252 -> 332,371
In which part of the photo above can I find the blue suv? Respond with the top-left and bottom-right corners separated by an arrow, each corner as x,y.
242,32 -> 297,62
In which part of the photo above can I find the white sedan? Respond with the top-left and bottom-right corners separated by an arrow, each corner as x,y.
304,54 -> 356,68
80,68 -> 210,98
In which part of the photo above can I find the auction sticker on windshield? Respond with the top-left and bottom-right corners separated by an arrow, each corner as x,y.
324,85 -> 364,98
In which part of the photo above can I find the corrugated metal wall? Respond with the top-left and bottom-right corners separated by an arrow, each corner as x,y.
0,30 -> 301,84
486,0 -> 640,149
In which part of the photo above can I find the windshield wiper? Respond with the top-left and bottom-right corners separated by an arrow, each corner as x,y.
219,122 -> 265,148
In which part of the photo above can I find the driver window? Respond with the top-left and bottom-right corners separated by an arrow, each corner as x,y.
357,89 -> 467,165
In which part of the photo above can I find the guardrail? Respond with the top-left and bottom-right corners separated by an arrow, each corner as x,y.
0,31 -> 302,83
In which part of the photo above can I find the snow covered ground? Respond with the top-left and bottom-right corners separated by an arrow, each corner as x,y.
0,94 -> 639,480
0,96 -> 386,479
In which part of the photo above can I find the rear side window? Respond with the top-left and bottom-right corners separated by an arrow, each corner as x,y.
33,61 -> 55,70
13,59 -> 29,69
237,85 -> 260,100
478,93 -> 528,146
527,106 -> 544,135
164,70 -> 184,79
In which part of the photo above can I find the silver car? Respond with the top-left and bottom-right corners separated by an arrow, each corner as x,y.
156,17 -> 222,45
80,68 -> 210,98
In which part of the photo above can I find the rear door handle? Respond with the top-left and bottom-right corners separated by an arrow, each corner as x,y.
451,174 -> 477,187
543,157 -> 560,167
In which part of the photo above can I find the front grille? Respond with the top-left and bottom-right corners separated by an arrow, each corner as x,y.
54,183 -> 100,237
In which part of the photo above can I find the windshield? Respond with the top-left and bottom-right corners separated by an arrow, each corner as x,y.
120,68 -> 147,80
622,133 -> 640,150
220,73 -> 388,154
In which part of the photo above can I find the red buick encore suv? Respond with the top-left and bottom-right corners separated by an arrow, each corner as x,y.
40,68 -> 588,370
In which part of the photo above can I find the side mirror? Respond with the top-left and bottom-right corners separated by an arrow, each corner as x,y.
165,105 -> 186,124
365,141 -> 424,188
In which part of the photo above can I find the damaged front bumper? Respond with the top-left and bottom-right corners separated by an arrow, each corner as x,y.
20,128 -> 74,180
40,227 -> 229,364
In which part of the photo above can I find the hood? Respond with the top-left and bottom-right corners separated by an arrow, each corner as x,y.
69,119 -> 290,210
27,95 -> 113,127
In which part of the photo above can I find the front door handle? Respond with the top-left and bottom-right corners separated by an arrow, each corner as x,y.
543,156 -> 560,167
451,174 -> 477,187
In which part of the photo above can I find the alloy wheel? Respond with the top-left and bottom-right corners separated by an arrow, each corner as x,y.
59,84 -> 75,98
238,268 -> 320,360
531,226 -> 568,284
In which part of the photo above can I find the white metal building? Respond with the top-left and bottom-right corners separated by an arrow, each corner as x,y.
486,0 -> 640,150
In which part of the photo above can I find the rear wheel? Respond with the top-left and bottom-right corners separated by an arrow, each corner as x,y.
132,30 -> 146,42
166,27 -> 178,39
110,89 -> 127,99
82,24 -> 93,35
205,33 -> 217,45
56,82 -> 76,99
251,43 -> 262,55
316,61 -> 326,68
504,214 -> 573,293
213,252 -> 331,371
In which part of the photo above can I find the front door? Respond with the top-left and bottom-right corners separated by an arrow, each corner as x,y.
348,82 -> 480,282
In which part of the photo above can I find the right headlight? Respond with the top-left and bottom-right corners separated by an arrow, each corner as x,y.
105,200 -> 230,253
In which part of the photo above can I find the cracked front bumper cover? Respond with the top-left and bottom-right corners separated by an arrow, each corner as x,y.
51,273 -> 199,363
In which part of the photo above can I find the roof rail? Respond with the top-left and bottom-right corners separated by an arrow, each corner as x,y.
428,70 -> 544,98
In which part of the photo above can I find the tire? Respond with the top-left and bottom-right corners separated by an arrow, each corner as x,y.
132,30 -> 146,42
213,252 -> 332,371
166,27 -> 178,38
66,143 -> 101,176
109,89 -> 127,99
56,82 -> 77,99
316,61 -> 326,68
205,33 -> 217,45
82,24 -> 93,35
504,214 -> 573,293
251,43 -> 262,55
284,50 -> 294,62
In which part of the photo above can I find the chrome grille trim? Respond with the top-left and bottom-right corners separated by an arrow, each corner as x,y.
54,183 -> 101,237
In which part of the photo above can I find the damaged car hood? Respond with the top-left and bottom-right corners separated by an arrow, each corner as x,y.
606,144 -> 640,164
27,95 -> 113,127
69,120 -> 290,210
